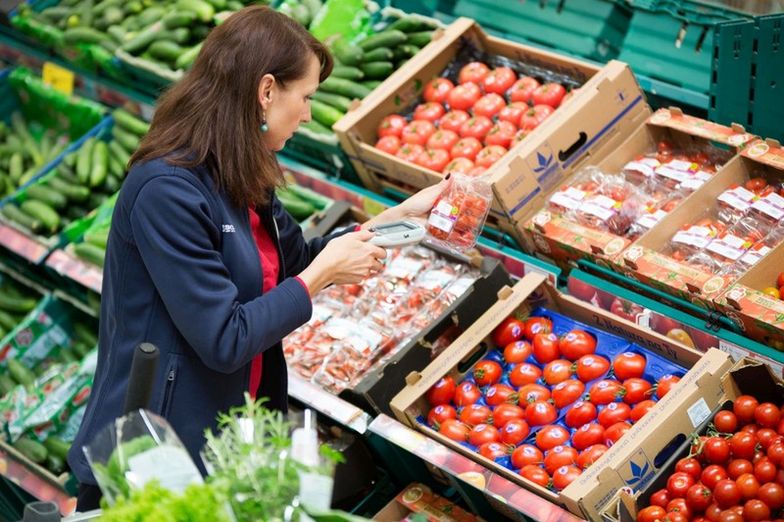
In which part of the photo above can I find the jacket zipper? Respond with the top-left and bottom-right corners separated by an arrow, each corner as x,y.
160,366 -> 176,416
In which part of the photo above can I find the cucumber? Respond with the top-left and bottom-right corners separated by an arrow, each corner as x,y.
406,31 -> 433,47
359,61 -> 394,80
7,359 -> 35,389
20,200 -> 60,234
25,184 -> 67,210
18,167 -> 40,188
176,0 -> 215,22
385,15 -> 437,33
0,310 -> 16,331
330,66 -> 363,81
121,22 -> 163,54
319,77 -> 371,99
363,47 -> 394,62
74,242 -> 106,268
310,100 -> 344,128
84,228 -> 110,249
108,155 -> 125,179
112,127 -> 141,154
361,80 -> 382,90
62,27 -> 109,46
13,436 -> 47,464
162,11 -> 197,29
0,293 -> 36,314
165,27 -> 191,45
40,6 -> 73,22
77,138 -> 95,185
90,140 -> 109,188
300,120 -> 331,135
286,184 -> 328,210
74,323 -> 99,347
205,0 -> 227,8
106,25 -> 127,44
8,152 -> 23,182
226,0 -> 243,10
45,454 -> 66,475
108,140 -> 132,167
47,176 -> 90,202
63,152 -> 77,169
103,172 -> 121,194
0,374 -> 15,396
1,204 -> 42,234
148,40 -> 184,63
125,0 -> 143,14
393,44 -> 420,60
332,38 -> 363,66
358,30 -> 407,51
137,5 -> 166,27
175,42 -> 202,70
277,195 -> 314,221
311,91 -> 353,113
102,6 -> 124,26
112,109 -> 149,137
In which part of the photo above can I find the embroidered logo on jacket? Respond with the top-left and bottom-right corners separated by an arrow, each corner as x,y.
222,224 -> 236,233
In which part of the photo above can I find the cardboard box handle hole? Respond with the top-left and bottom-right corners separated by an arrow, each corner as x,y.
457,342 -> 489,375
558,131 -> 587,163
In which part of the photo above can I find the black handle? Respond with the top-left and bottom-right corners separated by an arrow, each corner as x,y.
123,343 -> 159,415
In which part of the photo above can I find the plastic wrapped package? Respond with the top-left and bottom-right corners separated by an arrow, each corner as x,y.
627,183 -> 688,240
749,189 -> 784,224
426,174 -> 492,252
688,215 -> 771,277
668,216 -> 728,262
716,183 -> 759,224
569,174 -> 647,236
545,167 -> 604,214
735,222 -> 784,271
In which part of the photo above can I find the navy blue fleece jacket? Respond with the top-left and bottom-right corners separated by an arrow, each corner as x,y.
68,158 -> 348,484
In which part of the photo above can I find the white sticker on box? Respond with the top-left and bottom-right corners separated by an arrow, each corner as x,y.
386,258 -> 424,280
687,398 -> 712,428
428,200 -> 457,233
549,191 -> 584,211
718,191 -> 753,212
636,210 -> 668,230
765,192 -> 784,209
667,160 -> 696,172
707,234 -> 747,261
694,170 -> 714,181
580,201 -> 616,221
673,228 -> 712,248
679,178 -> 707,191
740,245 -> 772,266
592,194 -> 619,209
753,198 -> 784,221
564,187 -> 587,200
655,166 -> 689,183
623,160 -> 657,178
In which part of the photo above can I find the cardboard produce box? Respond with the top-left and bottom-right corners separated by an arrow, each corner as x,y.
390,272 -> 729,520
334,17 -> 649,241
524,107 -> 755,271
373,482 -> 481,521
620,137 -> 783,311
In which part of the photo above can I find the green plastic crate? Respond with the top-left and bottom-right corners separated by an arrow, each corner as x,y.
751,14 -> 784,142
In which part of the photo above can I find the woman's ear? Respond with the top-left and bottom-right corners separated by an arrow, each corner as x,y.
257,73 -> 276,110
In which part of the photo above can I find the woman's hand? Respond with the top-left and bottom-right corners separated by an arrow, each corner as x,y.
362,176 -> 452,229
297,229 -> 387,294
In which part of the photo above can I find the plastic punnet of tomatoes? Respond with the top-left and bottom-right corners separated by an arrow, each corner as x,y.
426,173 -> 492,252
567,174 -> 647,237
736,222 -> 784,272
627,186 -> 688,241
686,215 -> 772,278
621,142 -> 725,193
667,216 -> 728,263
545,167 -> 604,215
419,306 -> 685,493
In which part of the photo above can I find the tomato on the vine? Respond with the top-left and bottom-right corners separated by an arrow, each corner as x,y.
675,457 -> 703,481
518,383 -> 550,405
736,472 -> 761,500
551,379 -> 585,409
704,437 -> 731,464
623,378 -> 653,405
755,402 -> 781,429
730,431 -> 757,460
559,330 -> 596,360
511,444 -> 543,469
667,472 -> 696,498
754,457 -> 777,483
426,375 -> 456,405
613,352 -> 647,380
728,458 -> 753,480
702,466 -> 730,491
509,363 -> 542,387
589,380 -> 625,405
565,400 -> 598,428
743,499 -> 771,521
733,395 -> 759,425
650,488 -> 671,508
544,445 -> 579,474
758,482 -> 784,509
686,483 -> 713,513
714,410 -> 738,434
637,506 -> 666,522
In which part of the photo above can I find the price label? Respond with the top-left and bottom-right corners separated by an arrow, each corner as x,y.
42,62 -> 75,96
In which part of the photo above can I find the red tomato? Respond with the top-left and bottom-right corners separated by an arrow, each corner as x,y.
714,410 -> 738,433
482,67 -> 517,95
492,317 -> 524,348
532,332 -> 560,364
450,137 -> 483,161
543,359 -> 573,385
575,354 -> 610,382
426,375 -> 456,405
443,157 -> 474,175
512,129 -> 528,147
511,444 -> 543,469
667,472 -> 696,498
736,473 -> 760,499
484,121 -> 518,148
536,425 -> 570,451
492,403 -> 525,428
377,114 -> 407,137
426,404 -> 457,428
674,457 -> 703,482
426,129 -> 459,151
650,488 -> 671,508
473,360 -> 503,387
755,402 -> 781,428
479,441 -> 509,460
503,340 -> 533,364
375,135 -> 401,155
572,422 -> 606,451
473,93 -> 506,118
605,421 -> 632,445
637,506 -> 667,522
439,110 -> 470,133
510,76 -> 540,103
459,116 -> 494,140
395,143 -> 424,163
413,102 -> 446,123
611,298 -> 643,321
459,404 -> 492,425
598,402 -> 631,428
468,423 -> 500,446
423,78 -> 455,104
758,482 -> 784,509
526,400 -> 558,426
624,378 -> 654,405
500,418 -> 530,446
667,498 -> 692,520
656,375 -> 681,399
687,484 -> 713,513
532,82 -> 567,108
577,444 -> 609,469
552,465 -> 582,491
728,459 -> 753,479
458,62 -> 490,84
551,379 -> 585,409
475,145 -> 507,168
755,428 -> 780,450
754,457 -> 777,483
630,400 -> 657,422
519,464 -> 550,487
524,317 -> 553,340
730,431 -> 757,460
438,418 -> 469,441
414,148 -> 451,172
454,381 -> 482,406
543,445 -> 579,474
467,166 -> 486,177
704,437 -> 731,464
509,363 -> 543,388
498,102 -> 528,125
743,499 -> 771,521
401,120 -> 436,145
565,401 -> 598,428
447,82 -> 481,110
613,352 -> 647,380
485,383 -> 518,407
589,380 -> 624,405
519,104 -> 554,130
559,330 -> 597,361
733,395 -> 759,425
712,479 -> 739,507
768,441 -> 784,466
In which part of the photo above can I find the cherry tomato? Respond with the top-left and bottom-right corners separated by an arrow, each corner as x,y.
754,457 -> 777,483
728,459 -> 754,479
401,120 -> 436,145
524,317 -> 553,340
485,383 -> 518,407
613,352 -> 647,380
375,135 -> 401,155
667,498 -> 692,520
484,121 -> 518,148
637,506 -> 667,522
745,177 -> 769,193
714,410 -> 738,434
438,418 -> 469,441
519,104 -> 554,130
598,402 -> 631,428
473,360 -> 503,387
426,375 -> 456,405
482,67 -> 516,95
498,102 -> 529,125
469,422 -> 500,446
532,332 -> 560,364
650,488 -> 671,508
443,157 -> 474,175
427,404 -> 457,428
503,340 -> 533,364
730,431 -> 757,460
687,484 -> 713,513
624,378 -> 654,405
395,143 -> 424,163
733,395 -> 759,425
605,421 -> 632,445
544,445 -> 579,474
543,359 -> 573,385
414,148 -> 451,172
377,114 -> 407,137
758,482 -> 784,509
458,62 -> 490,84
526,400 -> 558,426
755,428 -> 780,450
439,110 -> 471,133
454,381 -> 482,407
630,400 -> 657,422
559,330 -> 597,361
575,354 -> 610,382
509,76 -> 540,103
459,116 -> 494,140
450,137 -> 483,161
500,418 -> 530,446
589,380 -> 625,405
413,102 -> 446,123
713,479 -> 741,508
577,444 -> 609,469
656,375 -> 681,399
717,510 -> 743,522
702,466 -> 729,493
459,404 -> 492,425
704,437 -> 731,464
447,82 -> 481,110
552,465 -> 582,490
743,499 -> 770,521
755,402 -> 781,428
675,457 -> 703,481
704,503 -> 722,521
536,425 -> 570,451
667,472 -> 696,498
423,78 -> 455,104
551,379 -> 585,409
519,464 -> 550,487
532,82 -> 567,108
509,363 -> 542,388
768,441 -> 784,466
572,422 -> 606,451
475,145 -> 507,168
492,403 -> 525,428
511,444 -> 543,468
427,129 -> 460,151
479,441 -> 509,460
736,472 -> 760,499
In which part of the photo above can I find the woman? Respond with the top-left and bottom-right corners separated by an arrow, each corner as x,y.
68,5 -> 447,510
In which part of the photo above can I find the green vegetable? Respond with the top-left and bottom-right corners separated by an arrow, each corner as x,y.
74,242 -> 106,267
319,77 -> 370,99
175,42 -> 203,70
25,184 -> 67,209
1,204 -> 42,234
47,176 -> 91,202
362,47 -> 394,62
176,0 -> 215,22
90,140 -> 109,188
148,40 -> 185,63
385,15 -> 437,33
7,359 -> 35,389
331,38 -> 363,66
406,31 -> 434,47
311,91 -> 352,113
162,11 -> 198,29
112,127 -> 141,153
77,137 -> 95,185
13,436 -> 47,463
359,61 -> 394,80
0,310 -> 17,331
357,30 -> 407,51
43,436 -> 71,461
0,292 -> 36,314
310,100 -> 344,128
20,199 -> 60,234
330,66 -> 363,81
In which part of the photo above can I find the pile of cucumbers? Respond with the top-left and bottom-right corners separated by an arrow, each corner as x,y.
276,184 -> 330,222
0,113 -> 71,198
0,109 -> 148,239
0,278 -> 39,340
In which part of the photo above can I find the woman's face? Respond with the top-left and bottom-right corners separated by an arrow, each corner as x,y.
260,53 -> 320,151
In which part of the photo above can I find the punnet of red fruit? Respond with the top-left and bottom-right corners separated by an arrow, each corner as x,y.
374,47 -> 580,177
637,396 -> 784,522
420,307 -> 684,492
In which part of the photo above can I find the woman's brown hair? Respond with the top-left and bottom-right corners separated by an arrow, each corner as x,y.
130,6 -> 333,207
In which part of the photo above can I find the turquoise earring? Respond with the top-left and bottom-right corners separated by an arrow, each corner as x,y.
260,112 -> 269,133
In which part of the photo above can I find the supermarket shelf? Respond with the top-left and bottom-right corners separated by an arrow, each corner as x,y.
287,371 -> 372,434
0,444 -> 76,516
0,223 -> 51,264
45,249 -> 102,295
